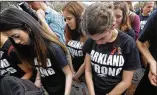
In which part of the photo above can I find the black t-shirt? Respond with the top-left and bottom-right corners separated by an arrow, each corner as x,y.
0,40 -> 25,78
138,10 -> 157,73
125,28 -> 135,40
34,43 -> 68,95
67,37 -> 85,71
139,14 -> 149,34
83,32 -> 140,94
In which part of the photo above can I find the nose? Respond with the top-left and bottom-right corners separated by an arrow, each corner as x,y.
65,20 -> 69,24
14,38 -> 20,44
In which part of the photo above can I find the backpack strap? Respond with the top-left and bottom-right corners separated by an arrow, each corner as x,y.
8,45 -> 14,56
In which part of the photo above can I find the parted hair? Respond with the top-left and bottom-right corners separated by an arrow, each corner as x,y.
114,2 -> 131,32
81,2 -> 114,35
62,1 -> 86,43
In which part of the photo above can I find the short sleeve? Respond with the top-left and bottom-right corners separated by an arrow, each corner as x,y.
138,10 -> 157,43
9,49 -> 21,65
132,15 -> 140,40
122,38 -> 141,70
82,38 -> 94,54
126,28 -> 135,40
50,44 -> 68,69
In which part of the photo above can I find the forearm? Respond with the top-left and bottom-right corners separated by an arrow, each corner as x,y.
108,81 -> 131,95
75,63 -> 85,78
137,40 -> 156,65
64,73 -> 72,95
40,19 -> 58,38
85,71 -> 95,95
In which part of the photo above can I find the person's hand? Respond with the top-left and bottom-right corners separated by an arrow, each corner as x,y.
148,70 -> 157,86
36,9 -> 45,21
73,73 -> 80,83
149,61 -> 157,77
34,79 -> 41,88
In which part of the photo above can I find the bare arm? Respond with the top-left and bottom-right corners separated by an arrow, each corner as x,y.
73,62 -> 85,81
140,41 -> 150,67
36,9 -> 57,38
62,65 -> 73,95
108,70 -> 134,95
18,63 -> 32,80
85,53 -> 95,95
136,40 -> 157,86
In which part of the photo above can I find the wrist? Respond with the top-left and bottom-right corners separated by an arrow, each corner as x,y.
36,78 -> 41,80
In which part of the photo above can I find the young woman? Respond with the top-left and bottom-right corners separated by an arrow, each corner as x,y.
114,2 -> 135,40
0,8 -> 72,95
0,33 -> 33,80
81,2 -> 140,95
125,1 -> 140,40
62,1 -> 86,82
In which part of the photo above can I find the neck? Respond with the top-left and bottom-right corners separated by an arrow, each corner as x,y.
142,13 -> 149,16
108,29 -> 118,43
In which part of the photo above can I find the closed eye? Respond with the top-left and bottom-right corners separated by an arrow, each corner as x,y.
10,34 -> 19,39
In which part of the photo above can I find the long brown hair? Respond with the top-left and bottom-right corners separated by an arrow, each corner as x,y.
114,2 -> 131,32
0,8 -> 69,67
62,1 -> 86,44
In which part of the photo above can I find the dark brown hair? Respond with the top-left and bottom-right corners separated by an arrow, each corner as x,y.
0,8 -> 69,67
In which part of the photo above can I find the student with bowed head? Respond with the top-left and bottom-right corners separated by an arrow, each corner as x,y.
0,8 -> 72,95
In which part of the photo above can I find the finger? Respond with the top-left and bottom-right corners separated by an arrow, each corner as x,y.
152,71 -> 157,77
152,76 -> 157,84
149,75 -> 157,86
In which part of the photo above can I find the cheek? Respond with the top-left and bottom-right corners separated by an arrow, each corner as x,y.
21,33 -> 30,41
116,18 -> 122,24
70,19 -> 76,29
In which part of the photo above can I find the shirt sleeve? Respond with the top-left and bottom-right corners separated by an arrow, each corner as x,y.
132,15 -> 140,40
82,38 -> 94,54
126,28 -> 135,40
123,38 -> 141,70
138,10 -> 157,43
50,44 -> 68,69
9,49 -> 21,65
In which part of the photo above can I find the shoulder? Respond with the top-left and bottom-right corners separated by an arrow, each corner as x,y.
118,32 -> 135,47
149,10 -> 157,22
48,43 -> 64,52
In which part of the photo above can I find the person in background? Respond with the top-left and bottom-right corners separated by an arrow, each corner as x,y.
62,2 -> 89,95
0,8 -> 72,95
114,2 -> 135,40
62,1 -> 86,83
27,1 -> 66,44
126,1 -> 140,40
81,2 -> 140,95
138,1 -> 154,34
134,10 -> 157,95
